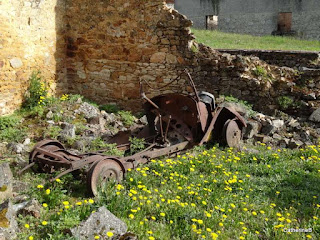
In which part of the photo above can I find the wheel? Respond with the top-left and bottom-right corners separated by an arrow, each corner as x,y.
87,159 -> 124,196
222,119 -> 242,149
29,140 -> 65,173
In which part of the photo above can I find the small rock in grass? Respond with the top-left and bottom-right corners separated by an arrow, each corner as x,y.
46,110 -> 54,119
77,102 -> 99,119
278,138 -> 290,148
309,108 -> 320,122
7,143 -> 25,154
243,121 -> 260,139
59,123 -> 76,140
23,138 -> 31,146
0,163 -> 13,201
0,200 -> 18,240
288,139 -> 304,149
71,206 -> 127,240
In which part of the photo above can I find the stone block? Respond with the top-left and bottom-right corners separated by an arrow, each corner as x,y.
9,58 -> 23,69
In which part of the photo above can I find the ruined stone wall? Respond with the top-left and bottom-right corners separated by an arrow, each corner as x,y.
1,0 -> 318,117
0,0 -> 66,115
64,0 -> 194,109
217,49 -> 320,69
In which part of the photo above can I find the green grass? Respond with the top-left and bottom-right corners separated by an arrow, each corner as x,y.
17,144 -> 320,240
192,29 -> 320,51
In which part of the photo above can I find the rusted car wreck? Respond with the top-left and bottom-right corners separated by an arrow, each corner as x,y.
20,70 -> 246,196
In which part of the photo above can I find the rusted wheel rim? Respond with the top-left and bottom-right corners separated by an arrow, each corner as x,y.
29,140 -> 65,173
223,119 -> 242,149
87,159 -> 124,196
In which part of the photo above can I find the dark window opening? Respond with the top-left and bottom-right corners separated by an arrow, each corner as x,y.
206,15 -> 218,30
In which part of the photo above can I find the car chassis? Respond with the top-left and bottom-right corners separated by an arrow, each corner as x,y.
19,70 -> 246,196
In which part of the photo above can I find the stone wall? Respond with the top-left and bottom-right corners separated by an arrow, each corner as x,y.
64,0 -> 194,109
175,0 -> 320,41
0,0 -> 66,115
217,49 -> 320,69
1,0 -> 319,117
219,0 -> 320,40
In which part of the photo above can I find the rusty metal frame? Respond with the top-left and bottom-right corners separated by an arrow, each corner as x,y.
20,70 -> 248,196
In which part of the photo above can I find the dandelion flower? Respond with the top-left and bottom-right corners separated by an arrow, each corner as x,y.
42,221 -> 48,226
160,212 -> 166,217
106,231 -> 114,237
211,233 -> 218,240
28,236 -> 34,240
45,189 -> 50,195
37,185 -> 44,189
25,224 -> 30,229
94,236 -> 100,239
55,178 -> 61,183
42,203 -> 48,208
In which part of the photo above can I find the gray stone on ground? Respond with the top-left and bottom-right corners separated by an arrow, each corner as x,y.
77,102 -> 100,119
59,123 -> 75,140
309,108 -> 320,122
46,110 -> 54,119
287,118 -> 300,128
303,92 -> 316,100
103,112 -> 117,123
0,163 -> 13,201
300,131 -> 311,142
261,124 -> 276,136
7,142 -> 25,154
0,201 -> 18,240
16,199 -> 41,218
288,139 -> 304,149
278,138 -> 290,148
243,121 -> 260,139
139,115 -> 148,125
272,133 -> 282,140
254,134 -> 273,143
71,206 -> 127,240
23,138 -> 31,146
9,58 -> 23,69
272,119 -> 284,129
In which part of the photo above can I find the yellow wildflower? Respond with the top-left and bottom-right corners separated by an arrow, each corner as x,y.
106,231 -> 114,237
